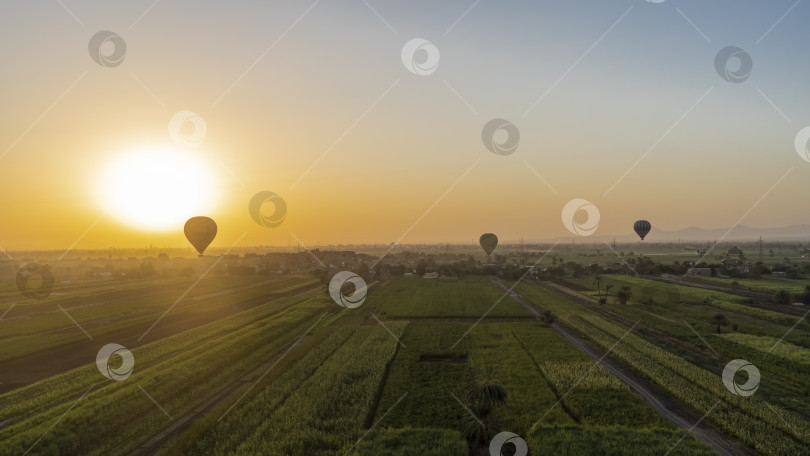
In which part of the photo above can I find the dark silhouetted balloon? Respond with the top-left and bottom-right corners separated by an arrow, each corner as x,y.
479,233 -> 498,256
634,220 -> 651,241
184,216 -> 217,255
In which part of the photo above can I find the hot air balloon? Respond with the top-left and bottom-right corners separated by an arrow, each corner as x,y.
634,220 -> 651,241
184,216 -> 217,256
479,233 -> 498,258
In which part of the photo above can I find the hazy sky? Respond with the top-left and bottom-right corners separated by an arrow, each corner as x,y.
1,0 -> 809,250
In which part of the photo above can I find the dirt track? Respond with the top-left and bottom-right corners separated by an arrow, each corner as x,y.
490,278 -> 753,456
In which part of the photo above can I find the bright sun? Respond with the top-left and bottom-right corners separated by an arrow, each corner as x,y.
100,147 -> 218,230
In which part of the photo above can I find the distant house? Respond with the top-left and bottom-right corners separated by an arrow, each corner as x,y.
403,272 -> 413,278
772,271 -> 788,278
423,272 -> 439,279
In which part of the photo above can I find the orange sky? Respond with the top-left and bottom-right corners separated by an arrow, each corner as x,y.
2,1 -> 809,251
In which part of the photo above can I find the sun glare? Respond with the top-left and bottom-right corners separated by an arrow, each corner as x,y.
99,147 -> 218,230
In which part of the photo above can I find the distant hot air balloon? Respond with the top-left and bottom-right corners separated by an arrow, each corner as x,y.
184,216 -> 217,256
479,233 -> 498,257
634,220 -> 651,241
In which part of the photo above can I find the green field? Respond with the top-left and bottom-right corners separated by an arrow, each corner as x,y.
8,271 -> 810,454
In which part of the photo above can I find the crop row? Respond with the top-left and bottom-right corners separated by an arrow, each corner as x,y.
202,322 -> 407,456
563,313 -> 810,455
0,292 -> 328,456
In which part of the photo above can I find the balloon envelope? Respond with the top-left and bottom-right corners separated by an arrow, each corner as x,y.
633,220 -> 651,240
479,233 -> 498,256
184,216 -> 217,255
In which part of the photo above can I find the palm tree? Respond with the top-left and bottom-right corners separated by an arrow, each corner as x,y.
463,380 -> 507,446
617,286 -> 632,305
774,290 -> 791,305
711,313 -> 728,334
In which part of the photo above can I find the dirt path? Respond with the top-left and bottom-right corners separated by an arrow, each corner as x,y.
490,278 -> 753,456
